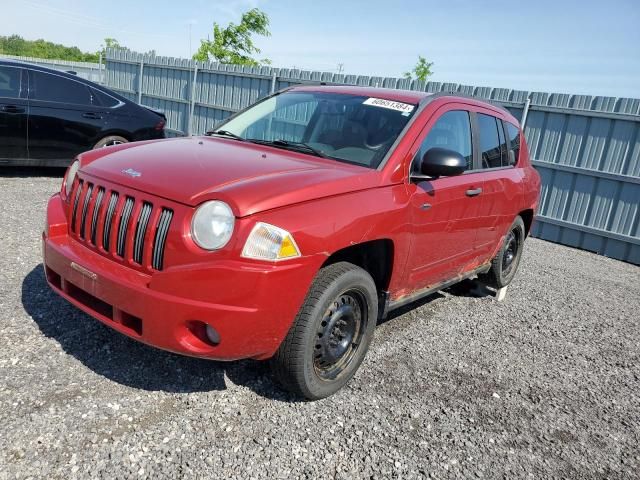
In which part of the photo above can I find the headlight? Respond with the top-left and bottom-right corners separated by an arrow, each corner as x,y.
64,160 -> 80,197
242,222 -> 301,261
191,201 -> 235,250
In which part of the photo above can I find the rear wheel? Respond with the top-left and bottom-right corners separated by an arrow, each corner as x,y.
270,262 -> 377,400
94,135 -> 128,149
479,215 -> 526,289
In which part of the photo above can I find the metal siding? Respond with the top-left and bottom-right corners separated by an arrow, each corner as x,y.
102,49 -> 640,265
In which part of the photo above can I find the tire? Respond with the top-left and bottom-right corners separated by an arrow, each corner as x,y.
270,262 -> 378,400
93,135 -> 128,149
478,215 -> 526,289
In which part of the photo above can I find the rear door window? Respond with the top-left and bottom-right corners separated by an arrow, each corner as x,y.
477,113 -> 508,168
0,66 -> 22,99
30,70 -> 92,105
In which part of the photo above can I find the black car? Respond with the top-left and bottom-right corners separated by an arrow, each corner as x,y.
0,60 -> 166,167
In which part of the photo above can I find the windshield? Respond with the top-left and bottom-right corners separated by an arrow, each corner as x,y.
213,91 -> 417,169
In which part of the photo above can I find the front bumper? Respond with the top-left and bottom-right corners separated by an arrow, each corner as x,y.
43,193 -> 321,360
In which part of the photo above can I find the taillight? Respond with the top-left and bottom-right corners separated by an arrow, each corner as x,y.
155,120 -> 165,131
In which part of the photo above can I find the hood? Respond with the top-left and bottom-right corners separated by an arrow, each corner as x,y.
80,137 -> 381,217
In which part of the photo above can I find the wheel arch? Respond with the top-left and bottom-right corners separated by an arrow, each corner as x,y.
321,239 -> 394,295
519,208 -> 534,237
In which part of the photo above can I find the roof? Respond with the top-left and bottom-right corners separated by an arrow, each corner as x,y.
288,85 -> 518,123
0,58 -> 131,104
290,85 -> 432,104
0,59 -> 93,84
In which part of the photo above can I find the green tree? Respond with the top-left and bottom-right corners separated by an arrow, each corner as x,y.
404,56 -> 434,82
193,8 -> 271,66
99,38 -> 128,57
0,34 -> 99,62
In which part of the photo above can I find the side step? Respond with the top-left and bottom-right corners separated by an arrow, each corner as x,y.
381,263 -> 491,318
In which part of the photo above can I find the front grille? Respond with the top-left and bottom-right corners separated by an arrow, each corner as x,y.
68,180 -> 173,271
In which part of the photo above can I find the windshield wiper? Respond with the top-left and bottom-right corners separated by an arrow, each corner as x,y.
206,129 -> 245,141
248,139 -> 329,158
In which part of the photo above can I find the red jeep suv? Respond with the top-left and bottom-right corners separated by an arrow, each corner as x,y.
43,86 -> 540,399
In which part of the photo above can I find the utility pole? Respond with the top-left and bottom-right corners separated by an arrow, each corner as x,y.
188,23 -> 192,58
337,63 -> 344,74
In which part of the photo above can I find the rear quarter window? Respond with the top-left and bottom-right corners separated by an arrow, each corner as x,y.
505,122 -> 521,165
477,113 -> 509,168
91,88 -> 120,108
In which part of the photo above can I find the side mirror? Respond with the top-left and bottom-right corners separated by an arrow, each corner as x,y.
416,148 -> 468,178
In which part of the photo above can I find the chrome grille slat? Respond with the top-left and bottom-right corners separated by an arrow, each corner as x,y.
152,213 -> 167,269
79,183 -> 94,239
152,209 -> 173,270
133,202 -> 153,264
90,187 -> 105,245
116,197 -> 135,257
70,180 -> 83,232
102,192 -> 119,252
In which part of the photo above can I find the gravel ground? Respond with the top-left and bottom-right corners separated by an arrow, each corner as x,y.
1,169 -> 639,479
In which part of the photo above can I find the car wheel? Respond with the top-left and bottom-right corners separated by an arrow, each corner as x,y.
270,262 -> 378,400
94,135 -> 128,149
479,215 -> 526,289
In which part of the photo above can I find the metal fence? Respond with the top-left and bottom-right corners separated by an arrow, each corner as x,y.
102,49 -> 640,264
0,54 -> 104,83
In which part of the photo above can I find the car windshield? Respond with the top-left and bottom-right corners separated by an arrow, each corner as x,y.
211,91 -> 417,168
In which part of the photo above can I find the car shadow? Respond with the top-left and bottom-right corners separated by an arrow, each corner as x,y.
21,265 -> 297,402
379,292 -> 445,325
444,278 -> 495,298
379,278 -> 493,325
0,166 -> 66,178
22,265 -> 492,401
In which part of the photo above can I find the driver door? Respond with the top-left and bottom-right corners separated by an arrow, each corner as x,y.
406,106 -> 485,291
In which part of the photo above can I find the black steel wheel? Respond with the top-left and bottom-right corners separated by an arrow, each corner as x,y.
313,290 -> 368,381
501,229 -> 519,278
270,262 -> 378,400
479,215 -> 526,289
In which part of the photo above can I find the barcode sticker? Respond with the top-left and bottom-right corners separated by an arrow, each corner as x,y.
363,97 -> 415,113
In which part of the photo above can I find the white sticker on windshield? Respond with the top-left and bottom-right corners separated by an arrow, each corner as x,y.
363,97 -> 415,114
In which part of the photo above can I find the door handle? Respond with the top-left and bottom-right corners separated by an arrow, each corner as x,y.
82,112 -> 103,119
465,187 -> 483,197
1,105 -> 25,114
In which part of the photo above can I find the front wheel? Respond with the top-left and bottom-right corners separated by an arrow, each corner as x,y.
270,262 -> 378,400
479,215 -> 526,289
